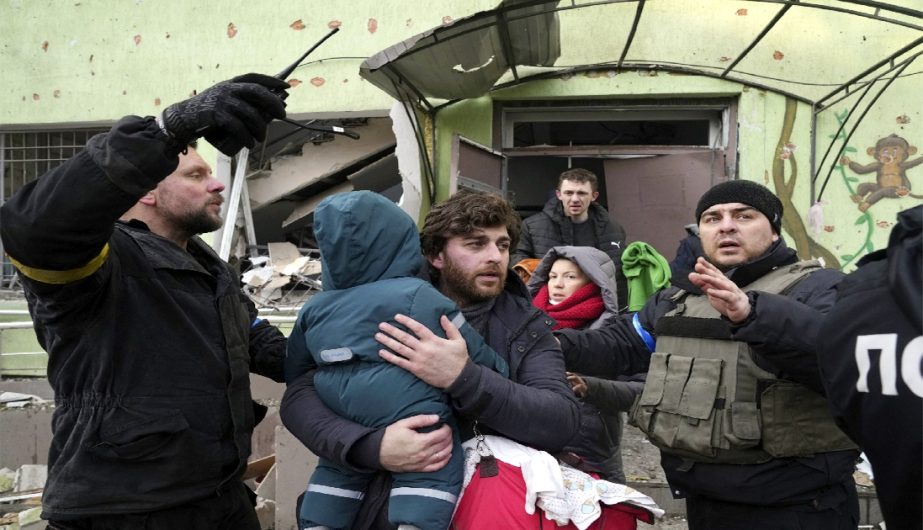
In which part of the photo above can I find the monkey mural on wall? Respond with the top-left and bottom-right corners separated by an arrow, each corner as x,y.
840,134 -> 923,212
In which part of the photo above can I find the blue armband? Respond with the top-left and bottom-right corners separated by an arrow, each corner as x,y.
251,317 -> 265,328
632,313 -> 655,352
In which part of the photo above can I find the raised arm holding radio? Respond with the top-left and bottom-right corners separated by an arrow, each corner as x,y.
0,68 -> 292,529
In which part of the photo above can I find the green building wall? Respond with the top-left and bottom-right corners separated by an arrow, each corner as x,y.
434,71 -> 921,270
2,0 -> 920,269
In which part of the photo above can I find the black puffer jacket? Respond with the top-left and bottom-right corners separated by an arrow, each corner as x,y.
0,117 -> 286,519
558,240 -> 859,509
818,205 -> 922,530
513,197 -> 627,308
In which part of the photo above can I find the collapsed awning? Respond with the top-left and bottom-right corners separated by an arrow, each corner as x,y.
358,0 -> 922,200
360,0 -> 922,109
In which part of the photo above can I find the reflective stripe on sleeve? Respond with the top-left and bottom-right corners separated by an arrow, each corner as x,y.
8,244 -> 110,285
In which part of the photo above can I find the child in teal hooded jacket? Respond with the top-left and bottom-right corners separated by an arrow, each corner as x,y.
285,191 -> 508,530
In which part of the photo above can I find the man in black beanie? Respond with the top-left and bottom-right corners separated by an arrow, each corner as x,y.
555,180 -> 860,530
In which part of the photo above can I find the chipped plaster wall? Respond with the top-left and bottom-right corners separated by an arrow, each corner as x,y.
0,0 -> 495,127
435,70 -> 921,268
2,1 -> 920,266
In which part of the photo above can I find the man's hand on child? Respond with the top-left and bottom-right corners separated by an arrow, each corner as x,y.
377,314 -> 469,389
380,414 -> 453,473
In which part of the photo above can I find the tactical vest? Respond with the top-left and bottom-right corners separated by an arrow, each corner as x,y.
629,260 -> 856,464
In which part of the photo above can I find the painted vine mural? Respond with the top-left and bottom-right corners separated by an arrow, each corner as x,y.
772,98 -> 840,269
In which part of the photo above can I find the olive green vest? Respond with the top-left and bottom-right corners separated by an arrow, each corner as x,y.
629,260 -> 856,464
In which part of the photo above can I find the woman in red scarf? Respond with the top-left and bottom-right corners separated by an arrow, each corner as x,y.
527,246 -> 643,485
532,257 -> 606,330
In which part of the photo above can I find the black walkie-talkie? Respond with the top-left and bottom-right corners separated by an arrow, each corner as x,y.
272,27 -> 360,140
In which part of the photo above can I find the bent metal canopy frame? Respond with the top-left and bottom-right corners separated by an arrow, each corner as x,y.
358,0 -> 923,203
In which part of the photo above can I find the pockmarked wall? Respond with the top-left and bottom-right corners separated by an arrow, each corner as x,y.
434,70 -> 922,270
0,0 -> 496,126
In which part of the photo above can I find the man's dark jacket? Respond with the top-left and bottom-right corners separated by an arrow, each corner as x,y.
557,240 -> 859,512
280,273 -> 580,528
818,205 -> 922,530
0,117 -> 286,519
513,197 -> 628,308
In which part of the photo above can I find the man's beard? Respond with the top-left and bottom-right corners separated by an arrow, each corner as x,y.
164,207 -> 223,238
440,256 -> 506,307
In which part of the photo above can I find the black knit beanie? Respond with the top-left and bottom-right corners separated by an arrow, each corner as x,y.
695,180 -> 783,234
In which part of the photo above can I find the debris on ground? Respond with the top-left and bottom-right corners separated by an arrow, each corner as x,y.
241,242 -> 322,307
0,464 -> 46,530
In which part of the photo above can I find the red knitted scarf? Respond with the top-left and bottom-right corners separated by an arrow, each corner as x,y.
533,282 -> 604,330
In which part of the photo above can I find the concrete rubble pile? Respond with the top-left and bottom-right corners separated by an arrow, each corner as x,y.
0,393 -> 48,530
0,465 -> 47,530
241,242 -> 323,307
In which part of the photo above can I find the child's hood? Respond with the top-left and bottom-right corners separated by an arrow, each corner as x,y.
314,191 -> 423,290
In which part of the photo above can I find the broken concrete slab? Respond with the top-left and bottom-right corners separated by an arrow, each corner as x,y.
12,466 -> 45,493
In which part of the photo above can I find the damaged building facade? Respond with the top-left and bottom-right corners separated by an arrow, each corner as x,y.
1,1 -> 921,529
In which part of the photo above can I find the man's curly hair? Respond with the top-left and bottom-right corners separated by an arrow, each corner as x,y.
420,189 -> 521,259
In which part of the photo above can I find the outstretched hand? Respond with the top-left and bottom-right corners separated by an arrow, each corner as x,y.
377,314 -> 469,389
688,257 -> 751,323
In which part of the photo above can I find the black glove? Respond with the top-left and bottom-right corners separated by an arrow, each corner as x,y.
162,73 -> 289,156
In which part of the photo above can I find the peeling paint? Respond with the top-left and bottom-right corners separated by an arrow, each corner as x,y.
165,32 -> 171,39
53,90 -> 61,98
773,50 -> 784,60
32,93 -> 40,101
41,41 -> 48,52
368,18 -> 378,33
215,63 -> 221,69
310,77 -> 325,87
122,90 -> 127,95
897,115 -> 910,124
133,34 -> 141,45
69,39 -> 78,47
442,16 -> 453,25
343,79 -> 349,83
719,56 -> 731,62
736,8 -> 747,16
824,226 -> 835,232
328,20 -> 341,29
89,54 -> 94,62
406,18 -> 413,27
290,19 -> 306,30
154,97 -> 161,106
288,79 -> 302,87
227,22 -> 238,38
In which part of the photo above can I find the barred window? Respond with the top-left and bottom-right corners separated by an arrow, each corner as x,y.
1,127 -> 109,288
